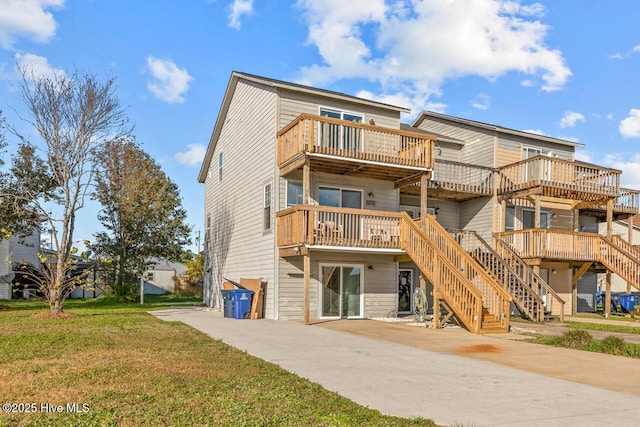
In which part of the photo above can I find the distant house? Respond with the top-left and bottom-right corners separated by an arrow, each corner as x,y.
142,259 -> 187,295
0,229 -> 41,300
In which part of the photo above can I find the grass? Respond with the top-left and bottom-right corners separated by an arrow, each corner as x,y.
565,321 -> 640,335
0,296 -> 435,426
529,330 -> 640,359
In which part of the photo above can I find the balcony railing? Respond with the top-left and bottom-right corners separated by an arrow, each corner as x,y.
428,159 -> 495,196
277,205 -> 402,249
277,114 -> 434,169
498,156 -> 620,200
588,188 -> 640,215
495,229 -> 600,261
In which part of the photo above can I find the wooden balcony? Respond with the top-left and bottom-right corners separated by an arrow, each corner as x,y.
581,188 -> 640,219
495,229 -> 601,262
401,159 -> 495,200
498,156 -> 620,204
276,205 -> 402,255
277,114 -> 434,182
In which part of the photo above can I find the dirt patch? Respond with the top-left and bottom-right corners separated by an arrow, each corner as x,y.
455,344 -> 502,354
33,312 -> 77,320
0,305 -> 13,310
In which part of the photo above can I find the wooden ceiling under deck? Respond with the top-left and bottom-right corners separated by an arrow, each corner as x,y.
279,153 -> 428,183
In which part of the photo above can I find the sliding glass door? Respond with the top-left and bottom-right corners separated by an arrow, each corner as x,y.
320,265 -> 363,318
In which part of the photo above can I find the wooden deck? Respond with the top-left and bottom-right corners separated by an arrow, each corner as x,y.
498,156 -> 620,203
401,159 -> 495,200
277,114 -> 434,182
276,205 -> 403,253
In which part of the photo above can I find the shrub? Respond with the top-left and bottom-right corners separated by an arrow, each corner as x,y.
600,335 -> 626,355
558,329 -> 592,349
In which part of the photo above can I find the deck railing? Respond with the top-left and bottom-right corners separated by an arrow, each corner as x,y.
414,215 -> 511,330
400,215 -> 486,333
277,114 -> 434,169
450,230 -> 548,322
496,229 -> 640,293
498,156 -> 620,198
276,205 -> 402,249
590,188 -> 640,214
492,235 -> 565,320
428,159 -> 495,196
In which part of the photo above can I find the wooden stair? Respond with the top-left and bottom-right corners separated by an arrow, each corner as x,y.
399,213 -> 511,334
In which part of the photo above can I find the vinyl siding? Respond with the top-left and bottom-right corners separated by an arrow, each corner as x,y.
498,134 -> 574,161
416,117 -> 494,167
278,89 -> 400,131
398,196 -> 459,229
0,239 -> 11,300
10,231 -> 40,266
278,252 -> 396,321
203,78 -> 278,318
459,197 -> 494,241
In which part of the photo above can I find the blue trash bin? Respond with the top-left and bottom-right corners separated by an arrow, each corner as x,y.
619,293 -> 638,313
221,290 -> 234,318
230,289 -> 254,319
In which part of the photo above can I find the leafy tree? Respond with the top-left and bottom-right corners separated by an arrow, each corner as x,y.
91,139 -> 191,298
7,67 -> 130,313
185,252 -> 204,285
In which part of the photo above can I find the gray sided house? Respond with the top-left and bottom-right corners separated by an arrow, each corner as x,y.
199,72 -> 640,334
0,230 -> 41,300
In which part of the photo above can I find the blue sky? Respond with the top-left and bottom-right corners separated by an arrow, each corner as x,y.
1,0 -> 640,253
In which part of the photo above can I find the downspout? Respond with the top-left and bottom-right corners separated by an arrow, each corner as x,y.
273,87 -> 280,320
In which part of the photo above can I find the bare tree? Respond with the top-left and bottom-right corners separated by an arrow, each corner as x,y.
204,200 -> 234,309
7,66 -> 130,313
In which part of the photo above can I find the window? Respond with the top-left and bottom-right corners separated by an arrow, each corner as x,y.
218,152 -> 223,182
505,206 -> 515,231
263,183 -> 272,231
146,272 -> 155,282
286,181 -> 303,207
318,186 -> 362,209
522,209 -> 550,229
319,108 -> 364,151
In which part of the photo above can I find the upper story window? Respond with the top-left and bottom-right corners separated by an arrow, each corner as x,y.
319,108 -> 364,151
218,152 -> 223,183
287,181 -> 303,208
523,146 -> 543,159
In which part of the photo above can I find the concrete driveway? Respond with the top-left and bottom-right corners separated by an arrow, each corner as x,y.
152,308 -> 640,427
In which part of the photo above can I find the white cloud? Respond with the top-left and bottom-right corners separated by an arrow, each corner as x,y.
610,52 -> 623,60
633,45 -> 640,53
229,0 -> 254,29
559,111 -> 585,128
470,93 -> 490,110
522,129 -> 544,135
14,52 -> 65,79
175,144 -> 206,166
619,109 -> 640,139
145,56 -> 193,104
574,150 -> 592,163
0,0 -> 64,49
604,153 -> 640,188
296,0 -> 571,113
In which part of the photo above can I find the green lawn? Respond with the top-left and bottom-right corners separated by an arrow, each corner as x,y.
0,296 -> 434,426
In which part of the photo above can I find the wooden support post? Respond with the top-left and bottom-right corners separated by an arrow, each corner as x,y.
303,253 -> 310,325
606,199 -> 613,240
303,157 -> 310,204
500,200 -> 507,232
628,215 -> 635,294
605,271 -> 612,317
420,174 -> 429,230
534,194 -> 541,228
573,208 -> 580,232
